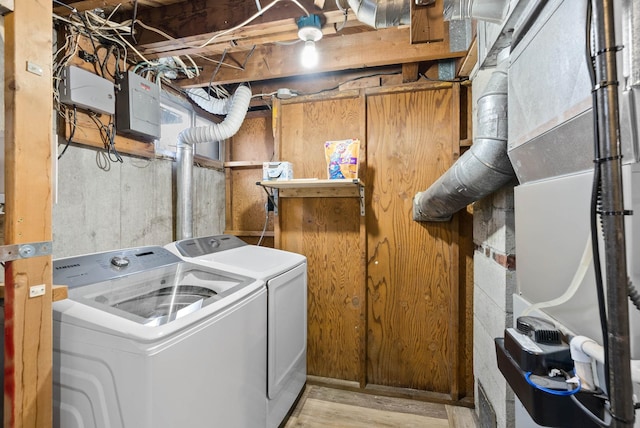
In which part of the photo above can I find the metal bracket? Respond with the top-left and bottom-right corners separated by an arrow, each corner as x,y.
273,189 -> 279,216
359,185 -> 365,216
0,241 -> 53,263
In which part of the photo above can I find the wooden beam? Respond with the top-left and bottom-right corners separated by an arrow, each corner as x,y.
182,26 -> 464,87
4,0 -> 53,427
53,0 -> 184,15
456,36 -> 477,78
137,10 -> 363,59
410,0 -> 445,44
402,62 -> 419,83
132,0 -> 334,44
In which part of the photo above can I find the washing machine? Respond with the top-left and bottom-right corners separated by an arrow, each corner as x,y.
52,245 -> 267,428
165,235 -> 307,428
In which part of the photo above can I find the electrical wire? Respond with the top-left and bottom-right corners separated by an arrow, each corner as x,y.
58,105 -> 77,160
52,0 -> 76,12
299,71 -> 402,96
586,0 -> 611,399
419,72 -> 469,83
88,113 -> 123,167
524,371 -> 582,397
198,0 -> 310,49
257,200 -> 271,246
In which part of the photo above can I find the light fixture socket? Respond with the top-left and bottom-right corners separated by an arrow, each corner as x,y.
296,14 -> 323,42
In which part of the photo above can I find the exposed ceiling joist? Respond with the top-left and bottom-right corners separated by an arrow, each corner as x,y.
183,26 -> 465,87
138,10 -> 364,59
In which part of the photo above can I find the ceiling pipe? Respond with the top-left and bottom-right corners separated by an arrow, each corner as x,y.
346,0 -> 411,28
413,67 -> 514,222
176,85 -> 252,240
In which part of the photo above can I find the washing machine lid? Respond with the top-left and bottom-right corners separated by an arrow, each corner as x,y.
170,235 -> 306,280
54,246 -> 258,326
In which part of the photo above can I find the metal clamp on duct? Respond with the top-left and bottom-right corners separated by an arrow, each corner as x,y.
412,67 -> 514,222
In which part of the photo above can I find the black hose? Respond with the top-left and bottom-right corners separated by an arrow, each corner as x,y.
628,278 -> 640,311
586,0 -> 612,397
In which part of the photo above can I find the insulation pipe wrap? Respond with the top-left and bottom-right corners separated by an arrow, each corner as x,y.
347,0 -> 411,28
412,68 -> 514,222
176,85 -> 252,240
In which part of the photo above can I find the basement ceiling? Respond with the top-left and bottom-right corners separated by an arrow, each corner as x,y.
52,0 -> 467,88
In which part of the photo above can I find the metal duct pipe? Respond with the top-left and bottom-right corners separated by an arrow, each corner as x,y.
175,85 -> 252,239
176,142 -> 194,240
347,0 -> 410,28
413,68 -> 514,222
591,0 -> 634,425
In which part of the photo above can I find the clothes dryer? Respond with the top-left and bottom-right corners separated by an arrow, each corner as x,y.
165,235 -> 307,428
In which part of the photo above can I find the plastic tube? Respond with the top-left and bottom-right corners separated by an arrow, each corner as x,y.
176,85 -> 252,239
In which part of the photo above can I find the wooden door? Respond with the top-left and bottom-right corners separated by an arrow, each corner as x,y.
365,84 -> 467,398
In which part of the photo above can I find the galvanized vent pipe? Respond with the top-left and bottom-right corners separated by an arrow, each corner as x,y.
413,68 -> 514,222
176,85 -> 252,239
346,0 -> 411,28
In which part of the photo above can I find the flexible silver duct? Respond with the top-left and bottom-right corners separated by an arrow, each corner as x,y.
412,68 -> 514,222
176,85 -> 252,239
347,0 -> 410,28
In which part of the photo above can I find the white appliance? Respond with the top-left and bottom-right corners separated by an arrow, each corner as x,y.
52,246 -> 268,428
165,235 -> 307,428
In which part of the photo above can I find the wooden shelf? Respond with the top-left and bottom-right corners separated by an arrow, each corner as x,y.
258,179 -> 365,215
224,230 -> 274,237
224,161 -> 264,168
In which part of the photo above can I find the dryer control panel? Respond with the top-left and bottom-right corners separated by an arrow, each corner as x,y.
174,234 -> 247,258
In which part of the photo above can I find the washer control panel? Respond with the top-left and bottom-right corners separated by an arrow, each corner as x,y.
54,246 -> 182,289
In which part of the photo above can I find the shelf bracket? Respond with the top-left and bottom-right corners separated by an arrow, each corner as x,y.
273,189 -> 279,216
359,185 -> 365,216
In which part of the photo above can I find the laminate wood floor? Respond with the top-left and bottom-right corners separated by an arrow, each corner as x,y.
283,385 -> 478,428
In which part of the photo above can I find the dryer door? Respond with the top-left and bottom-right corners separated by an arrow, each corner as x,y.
267,262 -> 307,399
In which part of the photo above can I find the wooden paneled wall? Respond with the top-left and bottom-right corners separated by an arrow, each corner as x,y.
277,93 -> 367,383
267,82 -> 474,402
225,110 -> 275,246
224,81 -> 474,402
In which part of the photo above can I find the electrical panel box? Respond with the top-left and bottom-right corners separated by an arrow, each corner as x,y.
59,65 -> 115,115
116,71 -> 161,140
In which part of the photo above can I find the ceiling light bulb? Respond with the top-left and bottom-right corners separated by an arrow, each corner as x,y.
301,40 -> 318,68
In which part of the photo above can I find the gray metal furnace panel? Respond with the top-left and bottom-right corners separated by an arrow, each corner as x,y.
508,0 -> 592,153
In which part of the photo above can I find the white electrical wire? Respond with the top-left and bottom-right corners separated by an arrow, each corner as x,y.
198,0 -> 310,49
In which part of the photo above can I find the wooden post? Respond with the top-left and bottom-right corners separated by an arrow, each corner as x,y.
4,0 -> 53,427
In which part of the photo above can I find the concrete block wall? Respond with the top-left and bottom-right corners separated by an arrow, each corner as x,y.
471,60 -> 517,428
473,185 -> 516,428
52,145 -> 225,258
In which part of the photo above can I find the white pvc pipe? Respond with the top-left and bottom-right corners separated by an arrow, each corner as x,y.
570,335 -> 640,388
175,85 -> 252,240
570,336 -> 602,391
